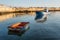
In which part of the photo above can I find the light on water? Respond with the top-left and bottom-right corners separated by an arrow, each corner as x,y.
0,12 -> 60,40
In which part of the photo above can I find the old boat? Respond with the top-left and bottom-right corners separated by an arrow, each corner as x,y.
8,22 -> 29,32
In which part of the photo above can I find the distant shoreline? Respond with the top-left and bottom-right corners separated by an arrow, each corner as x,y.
0,4 -> 60,15
1,4 -> 60,13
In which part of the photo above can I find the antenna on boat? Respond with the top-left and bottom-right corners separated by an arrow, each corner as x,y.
46,8 -> 48,12
44,7 -> 49,12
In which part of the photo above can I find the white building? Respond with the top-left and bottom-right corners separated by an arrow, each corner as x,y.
0,5 -> 16,12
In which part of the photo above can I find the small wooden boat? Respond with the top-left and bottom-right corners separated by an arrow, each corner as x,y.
8,22 -> 29,32
8,27 -> 30,36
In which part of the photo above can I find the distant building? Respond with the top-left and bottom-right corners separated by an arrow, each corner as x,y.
0,4 -> 16,12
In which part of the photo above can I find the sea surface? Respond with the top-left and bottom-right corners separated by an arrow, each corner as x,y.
0,12 -> 60,40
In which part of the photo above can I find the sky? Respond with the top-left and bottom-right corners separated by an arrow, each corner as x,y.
0,0 -> 60,7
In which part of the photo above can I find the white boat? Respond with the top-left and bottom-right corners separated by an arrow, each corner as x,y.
35,11 -> 47,22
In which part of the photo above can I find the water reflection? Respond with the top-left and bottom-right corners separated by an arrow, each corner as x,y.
35,11 -> 47,23
0,12 -> 60,40
8,27 -> 30,36
0,13 -> 35,22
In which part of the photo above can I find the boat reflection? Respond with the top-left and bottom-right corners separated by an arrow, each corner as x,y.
8,27 -> 30,36
35,11 -> 47,23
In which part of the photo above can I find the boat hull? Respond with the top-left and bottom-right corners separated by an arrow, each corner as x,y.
8,22 -> 29,32
8,25 -> 29,31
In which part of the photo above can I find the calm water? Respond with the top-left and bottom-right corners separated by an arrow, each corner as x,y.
0,12 -> 60,40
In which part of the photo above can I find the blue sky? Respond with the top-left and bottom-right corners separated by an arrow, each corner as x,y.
0,0 -> 60,7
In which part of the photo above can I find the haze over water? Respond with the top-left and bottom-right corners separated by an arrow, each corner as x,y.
0,0 -> 60,7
